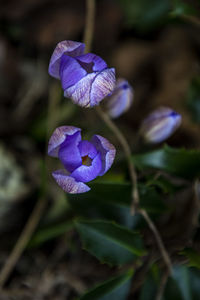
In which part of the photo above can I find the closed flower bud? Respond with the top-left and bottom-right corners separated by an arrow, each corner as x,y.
48,40 -> 116,107
106,78 -> 134,118
140,107 -> 182,143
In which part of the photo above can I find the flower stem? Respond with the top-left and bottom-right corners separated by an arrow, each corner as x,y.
84,0 -> 172,275
83,0 -> 95,53
155,269 -> 169,300
95,106 -> 139,213
95,107 -> 172,274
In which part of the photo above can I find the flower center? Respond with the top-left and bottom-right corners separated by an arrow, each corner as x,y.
82,155 -> 92,166
77,60 -> 94,73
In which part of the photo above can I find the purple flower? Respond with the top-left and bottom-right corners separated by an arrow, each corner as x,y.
106,79 -> 134,118
48,126 -> 116,193
48,40 -> 116,108
140,107 -> 182,143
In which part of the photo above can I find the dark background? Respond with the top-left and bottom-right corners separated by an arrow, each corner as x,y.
0,0 -> 200,299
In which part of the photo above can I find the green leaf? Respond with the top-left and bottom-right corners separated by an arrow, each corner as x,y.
132,145 -> 200,179
170,266 -> 192,300
139,265 -> 200,300
146,175 -> 182,194
68,182 -> 166,228
170,0 -> 197,18
180,248 -> 200,269
161,266 -> 200,300
75,220 -> 146,266
139,265 -> 192,300
139,271 -> 157,300
189,268 -> 200,300
28,221 -> 74,248
79,270 -> 133,300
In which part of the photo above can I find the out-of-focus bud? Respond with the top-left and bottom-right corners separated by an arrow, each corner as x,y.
106,78 -> 134,118
140,107 -> 182,143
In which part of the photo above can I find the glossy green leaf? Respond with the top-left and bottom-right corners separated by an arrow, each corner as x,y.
140,265 -> 191,300
28,221 -> 74,248
139,271 -> 157,300
68,182 -> 166,228
79,269 -> 133,300
75,220 -> 146,266
139,265 -> 200,300
170,265 -> 192,300
180,248 -> 200,269
132,145 -> 200,179
146,175 -> 182,194
189,268 -> 200,300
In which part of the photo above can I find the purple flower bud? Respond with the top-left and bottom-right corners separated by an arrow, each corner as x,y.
48,40 -> 85,79
106,79 -> 134,118
48,126 -> 116,193
48,40 -> 116,107
140,107 -> 182,143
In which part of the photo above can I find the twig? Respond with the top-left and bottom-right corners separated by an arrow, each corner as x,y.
155,269 -> 169,300
83,0 -> 95,53
95,108 -> 172,274
139,209 -> 172,274
83,1 -> 139,212
95,106 -> 139,213
0,82 -> 61,289
181,15 -> 200,27
0,197 -> 47,288
83,0 -> 172,276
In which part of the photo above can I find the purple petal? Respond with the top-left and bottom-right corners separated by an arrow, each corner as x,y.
64,72 -> 97,107
76,53 -> 107,72
60,55 -> 86,90
106,78 -> 134,118
48,126 -> 81,157
48,40 -> 85,79
58,131 -> 82,173
64,68 -> 116,107
52,170 -> 90,194
78,140 -> 97,159
140,107 -> 182,143
91,135 -> 116,176
71,153 -> 102,183
90,68 -> 116,106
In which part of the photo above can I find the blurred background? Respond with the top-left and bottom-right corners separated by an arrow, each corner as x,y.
0,0 -> 200,299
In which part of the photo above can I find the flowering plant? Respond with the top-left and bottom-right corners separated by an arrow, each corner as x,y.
45,36 -> 200,300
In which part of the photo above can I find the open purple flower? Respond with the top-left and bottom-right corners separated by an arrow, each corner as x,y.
140,107 -> 182,143
48,40 -> 116,107
106,78 -> 134,118
48,126 -> 116,193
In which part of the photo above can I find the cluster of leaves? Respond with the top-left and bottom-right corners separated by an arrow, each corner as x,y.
30,145 -> 200,299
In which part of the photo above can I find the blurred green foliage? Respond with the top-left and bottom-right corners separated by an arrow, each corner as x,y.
186,77 -> 200,123
133,145 -> 200,179
79,270 -> 133,300
117,0 -> 170,30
